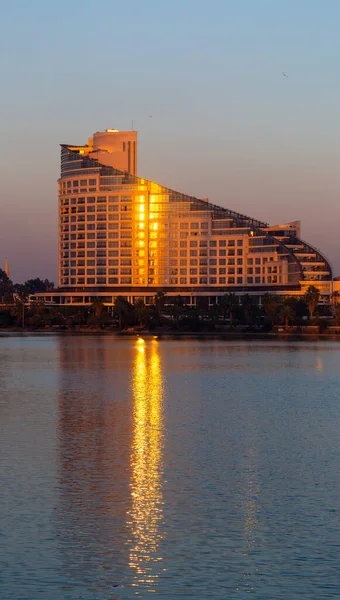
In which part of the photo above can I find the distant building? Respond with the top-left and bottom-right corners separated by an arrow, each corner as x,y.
38,128 -> 333,306
4,258 -> 9,278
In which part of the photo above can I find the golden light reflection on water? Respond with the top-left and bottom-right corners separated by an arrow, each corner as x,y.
316,355 -> 324,373
236,446 -> 261,594
128,339 -> 165,590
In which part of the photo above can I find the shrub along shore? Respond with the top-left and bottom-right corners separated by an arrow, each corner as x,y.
1,284 -> 340,336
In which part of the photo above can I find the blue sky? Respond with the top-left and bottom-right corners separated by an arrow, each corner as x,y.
0,0 -> 339,282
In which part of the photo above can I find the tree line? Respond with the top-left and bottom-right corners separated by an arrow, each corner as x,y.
0,268 -> 55,302
1,269 -> 339,331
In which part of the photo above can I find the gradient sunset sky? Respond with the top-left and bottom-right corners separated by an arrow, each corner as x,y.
0,0 -> 339,283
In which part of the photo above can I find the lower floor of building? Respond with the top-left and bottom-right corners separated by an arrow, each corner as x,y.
33,280 -> 338,307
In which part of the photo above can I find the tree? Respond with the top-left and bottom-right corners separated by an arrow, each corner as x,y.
335,305 -> 340,327
24,278 -> 54,294
219,293 -> 238,327
332,290 -> 340,309
304,285 -> 320,319
91,297 -> 104,316
262,293 -> 281,327
155,291 -> 166,316
13,283 -> 29,301
134,298 -> 147,327
241,294 -> 253,325
170,295 -> 184,327
280,301 -> 296,331
0,269 -> 13,303
113,296 -> 134,329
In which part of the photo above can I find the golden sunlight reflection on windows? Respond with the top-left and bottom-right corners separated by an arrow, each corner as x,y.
127,339 -> 165,591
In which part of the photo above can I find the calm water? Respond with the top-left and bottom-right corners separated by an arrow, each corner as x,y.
1,335 -> 340,599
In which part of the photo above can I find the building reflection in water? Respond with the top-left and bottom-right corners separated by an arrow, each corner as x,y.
127,338 -> 165,592
55,337 -> 134,596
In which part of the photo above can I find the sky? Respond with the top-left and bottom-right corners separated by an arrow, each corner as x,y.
0,0 -> 339,283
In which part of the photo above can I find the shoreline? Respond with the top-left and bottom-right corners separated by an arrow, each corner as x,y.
1,328 -> 340,341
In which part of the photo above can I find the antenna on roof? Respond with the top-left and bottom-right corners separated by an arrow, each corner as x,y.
131,116 -> 152,131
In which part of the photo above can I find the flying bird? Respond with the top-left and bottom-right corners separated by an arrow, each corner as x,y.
282,71 -> 288,78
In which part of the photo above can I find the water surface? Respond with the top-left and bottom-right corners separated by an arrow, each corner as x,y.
1,335 -> 340,599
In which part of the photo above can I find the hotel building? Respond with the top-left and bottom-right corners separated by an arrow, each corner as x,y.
44,128 -> 333,306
